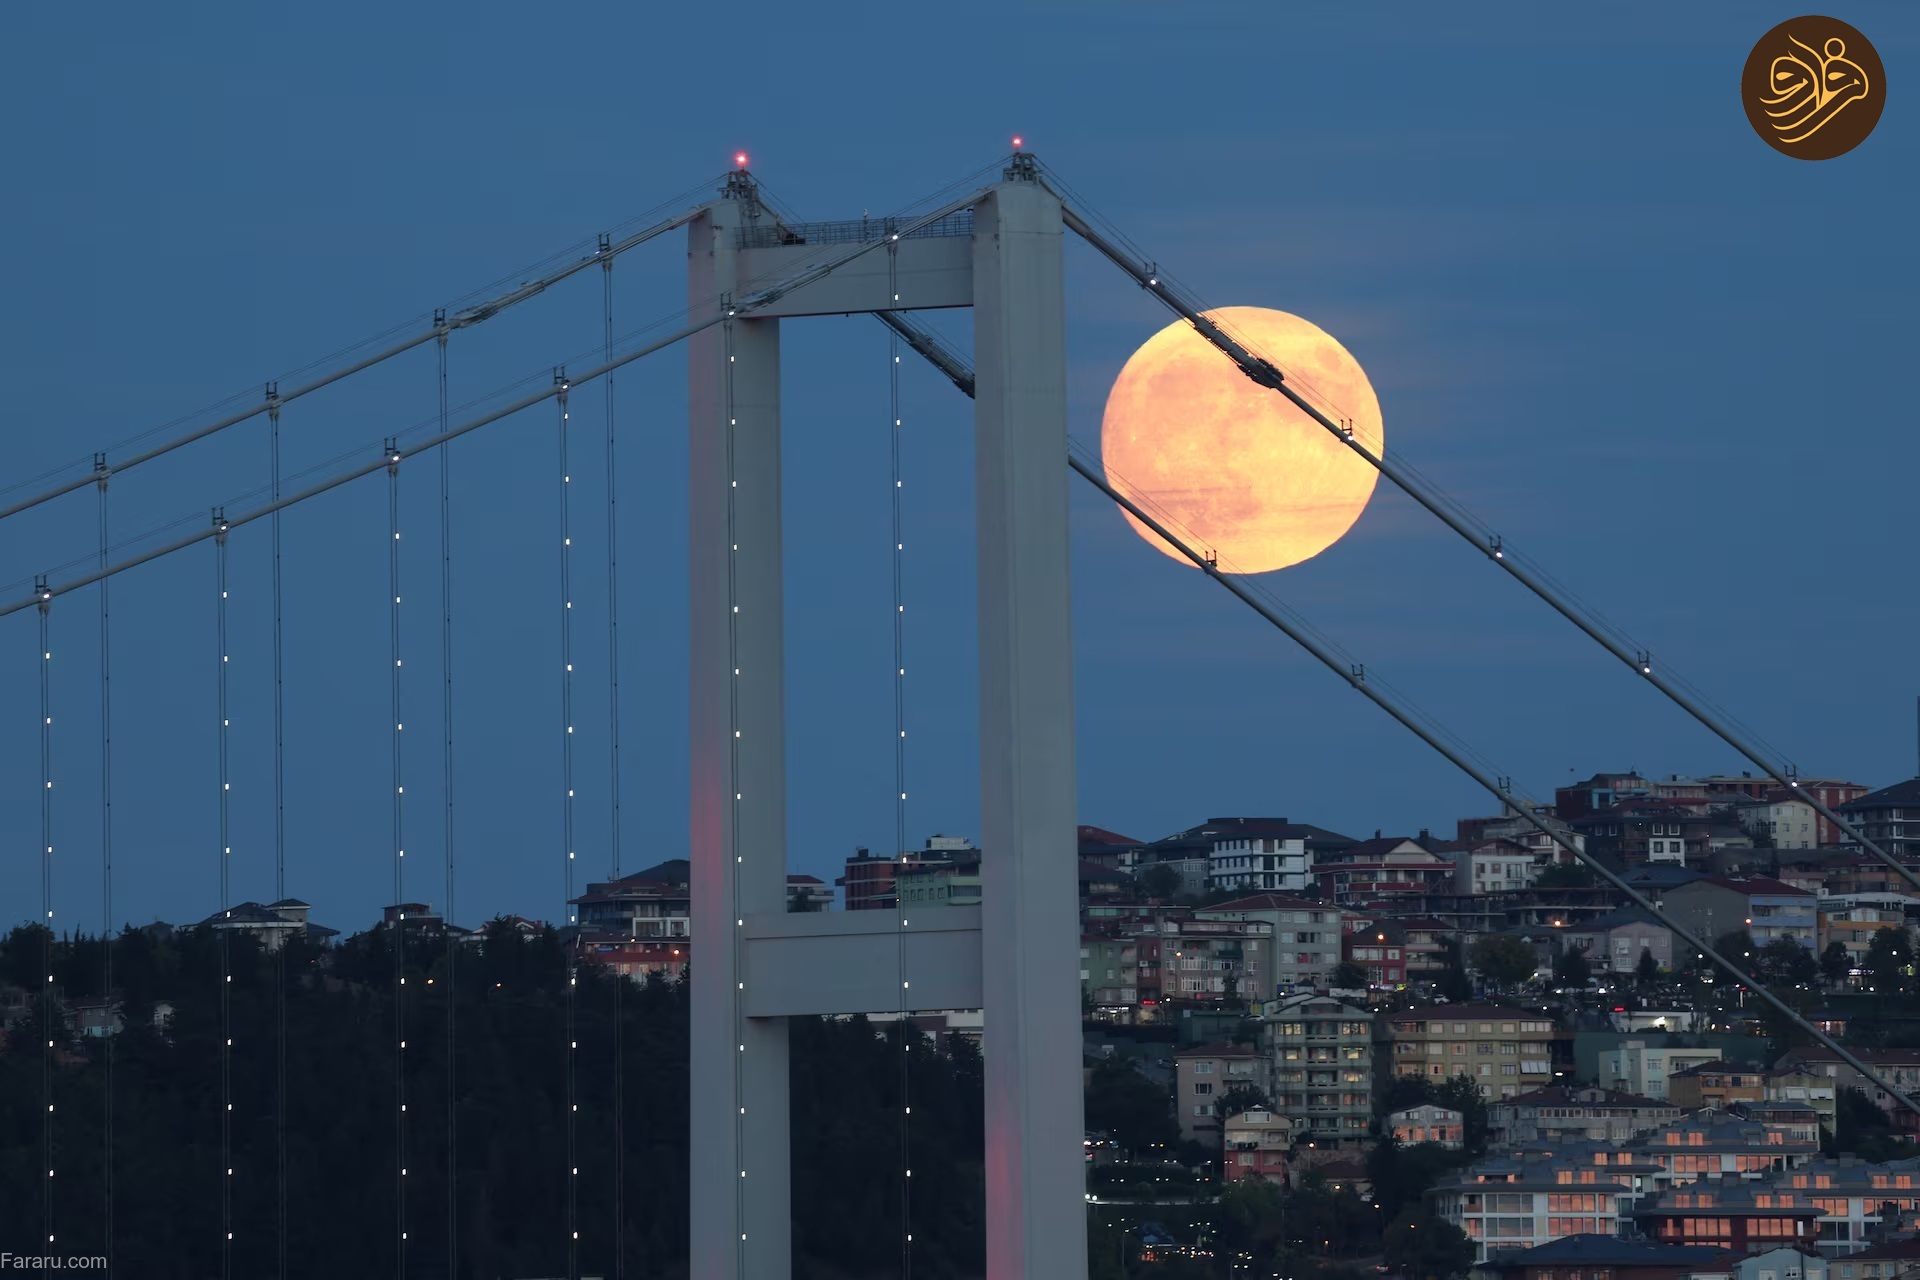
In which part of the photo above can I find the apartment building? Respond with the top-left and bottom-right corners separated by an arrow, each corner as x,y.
1603,1040 -> 1739,1102
1454,839 -> 1536,895
1222,1107 -> 1293,1185
1765,1157 -> 1920,1254
1391,1103 -> 1464,1148
1662,877 -> 1817,949
1630,1182 -> 1821,1254
1429,1147 -> 1637,1263
1193,894 -> 1348,992
1080,935 -> 1138,1010
1623,1111 -> 1818,1184
1766,1067 -> 1838,1133
1668,1061 -> 1766,1110
1137,918 -> 1275,1005
1774,1047 -> 1920,1124
1384,1003 -> 1556,1100
1817,896 -> 1911,971
1490,1084 -> 1679,1146
1564,907 -> 1675,974
1262,994 -> 1373,1148
1839,780 -> 1920,858
1174,1041 -> 1268,1143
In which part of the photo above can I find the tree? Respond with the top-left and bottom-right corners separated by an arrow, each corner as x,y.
1533,862 -> 1594,889
1368,1139 -> 1474,1222
1083,1057 -> 1178,1154
1712,929 -> 1758,981
1761,937 -> 1817,987
1434,1074 -> 1493,1154
1331,961 -> 1369,990
1438,937 -> 1473,1002
1635,947 -> 1661,988
1469,934 -> 1539,990
1384,1207 -> 1473,1280
1138,862 -> 1183,902
1822,940 -> 1854,988
1552,944 -> 1591,989
1216,1082 -> 1270,1127
1865,927 -> 1913,996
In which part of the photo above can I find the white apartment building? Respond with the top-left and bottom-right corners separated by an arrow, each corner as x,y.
1454,842 -> 1536,896
1601,1040 -> 1726,1101
1429,1148 -> 1636,1262
1208,834 -> 1311,894
1738,797 -> 1822,852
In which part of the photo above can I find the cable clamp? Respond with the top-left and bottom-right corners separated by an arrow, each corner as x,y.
385,437 -> 402,470
1634,649 -> 1652,676
34,574 -> 51,603
1349,663 -> 1366,686
433,307 -> 448,336
212,507 -> 230,538
265,381 -> 279,403
1488,535 -> 1504,561
93,452 -> 110,489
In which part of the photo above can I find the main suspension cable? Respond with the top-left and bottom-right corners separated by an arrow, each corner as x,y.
1043,175 -> 1915,896
880,308 -> 1920,1128
0,177 -> 735,525
10,181 -> 996,622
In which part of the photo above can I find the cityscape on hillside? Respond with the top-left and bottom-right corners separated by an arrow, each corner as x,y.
13,767 -> 1920,1274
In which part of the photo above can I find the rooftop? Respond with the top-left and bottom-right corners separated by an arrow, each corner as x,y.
1843,779 -> 1920,811
1479,1234 -> 1732,1269
1175,1041 -> 1260,1060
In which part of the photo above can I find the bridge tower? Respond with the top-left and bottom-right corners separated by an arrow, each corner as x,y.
686,158 -> 1086,1279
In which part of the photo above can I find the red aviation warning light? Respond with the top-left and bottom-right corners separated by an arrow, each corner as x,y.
1012,136 -> 1024,149
734,152 -> 748,168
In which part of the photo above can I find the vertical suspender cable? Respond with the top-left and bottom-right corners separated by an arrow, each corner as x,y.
95,455 -> 113,1269
214,511 -> 232,1273
723,314 -> 746,1279
557,370 -> 580,1275
387,438 -> 408,1273
436,317 -> 458,1280
888,326 -> 914,1275
269,387 -> 288,1280
37,582 -> 55,1254
600,241 -> 627,1280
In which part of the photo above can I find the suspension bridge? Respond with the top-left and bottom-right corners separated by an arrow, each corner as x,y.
7,150 -> 1916,1280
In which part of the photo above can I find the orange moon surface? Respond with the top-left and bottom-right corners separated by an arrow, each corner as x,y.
1100,306 -> 1384,574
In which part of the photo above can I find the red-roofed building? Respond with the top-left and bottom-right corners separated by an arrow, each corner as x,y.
1312,836 -> 1454,906
784,874 -> 833,912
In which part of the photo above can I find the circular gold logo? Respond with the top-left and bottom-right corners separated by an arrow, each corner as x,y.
1743,16 -> 1885,160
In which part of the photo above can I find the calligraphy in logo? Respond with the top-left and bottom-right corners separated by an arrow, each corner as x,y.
1742,16 -> 1885,160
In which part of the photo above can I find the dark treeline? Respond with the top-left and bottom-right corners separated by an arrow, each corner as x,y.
0,921 -> 985,1279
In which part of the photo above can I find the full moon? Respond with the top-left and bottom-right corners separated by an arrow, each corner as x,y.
1099,306 -> 1384,574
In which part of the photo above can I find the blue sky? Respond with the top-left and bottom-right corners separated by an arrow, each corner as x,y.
1,2 -> 1915,934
